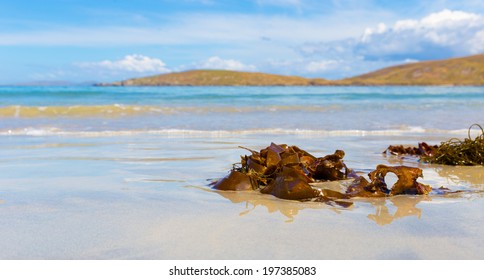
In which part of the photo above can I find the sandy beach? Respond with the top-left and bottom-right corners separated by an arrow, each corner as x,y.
1,128 -> 483,259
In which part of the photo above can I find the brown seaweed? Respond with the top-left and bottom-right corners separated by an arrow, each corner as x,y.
384,142 -> 438,157
425,124 -> 484,165
212,170 -> 257,191
238,142 -> 350,185
212,143 -> 434,207
347,164 -> 432,197
384,124 -> 484,166
346,176 -> 388,197
246,143 -> 350,186
261,166 -> 320,200
308,150 -> 349,180
214,142 -> 354,206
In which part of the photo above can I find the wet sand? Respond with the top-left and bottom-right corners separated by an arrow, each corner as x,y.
0,132 -> 483,259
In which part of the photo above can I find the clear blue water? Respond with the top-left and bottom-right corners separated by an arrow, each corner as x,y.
0,86 -> 483,133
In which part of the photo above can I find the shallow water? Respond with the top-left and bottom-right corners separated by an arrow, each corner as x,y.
0,86 -> 483,259
1,86 -> 483,133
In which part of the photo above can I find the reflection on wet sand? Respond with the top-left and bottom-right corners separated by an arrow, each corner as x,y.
212,187 -> 484,225
433,165 -> 484,187
214,190 -> 344,223
212,188 -> 434,225
362,196 -> 430,226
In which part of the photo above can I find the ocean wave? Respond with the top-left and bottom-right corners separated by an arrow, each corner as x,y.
0,127 -> 471,137
0,105 -> 177,117
0,104 -> 348,118
2,101 -> 483,118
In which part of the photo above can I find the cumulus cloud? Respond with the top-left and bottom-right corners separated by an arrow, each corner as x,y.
77,54 -> 170,73
358,9 -> 484,59
196,56 -> 257,71
293,9 -> 484,78
300,9 -> 484,61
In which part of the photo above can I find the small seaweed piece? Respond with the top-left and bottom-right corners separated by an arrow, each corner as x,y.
261,166 -> 320,200
425,124 -> 484,166
369,165 -> 432,195
346,164 -> 432,197
384,142 -> 438,157
308,150 -> 349,181
346,174 -> 388,197
212,170 -> 257,191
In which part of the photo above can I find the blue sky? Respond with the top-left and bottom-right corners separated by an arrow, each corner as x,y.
1,0 -> 483,84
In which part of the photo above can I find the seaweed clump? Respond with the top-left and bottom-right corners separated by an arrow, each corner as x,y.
212,143 -> 354,206
212,143 -> 432,206
384,124 -> 484,166
425,124 -> 484,165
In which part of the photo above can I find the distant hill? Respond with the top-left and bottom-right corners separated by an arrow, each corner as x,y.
102,69 -> 329,86
340,54 -> 484,86
100,54 -> 484,86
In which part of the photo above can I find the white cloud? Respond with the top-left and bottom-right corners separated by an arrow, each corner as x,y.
468,29 -> 484,53
78,54 -> 170,73
299,9 -> 484,65
293,9 -> 484,78
361,23 -> 387,42
357,9 -> 484,58
420,9 -> 481,28
196,56 -> 257,71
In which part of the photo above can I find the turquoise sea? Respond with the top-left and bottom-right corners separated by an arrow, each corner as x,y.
0,86 -> 483,259
1,86 -> 483,133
